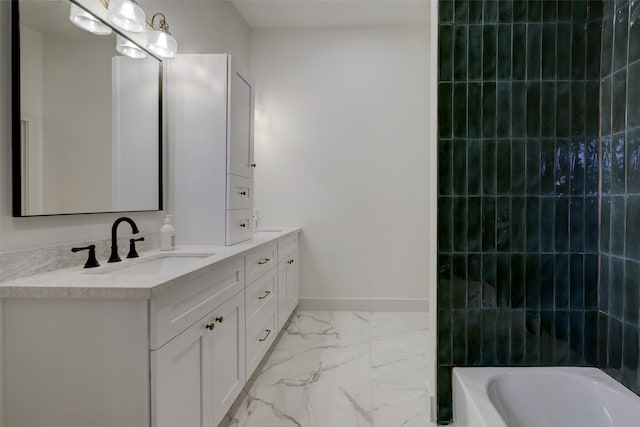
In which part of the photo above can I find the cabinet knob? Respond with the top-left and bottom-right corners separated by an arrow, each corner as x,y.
240,191 -> 247,196
215,316 -> 224,323
240,223 -> 247,228
287,259 -> 294,264
205,323 -> 215,330
250,163 -> 257,168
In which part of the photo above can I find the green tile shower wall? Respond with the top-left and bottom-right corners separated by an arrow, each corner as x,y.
599,0 -> 640,394
437,0 -> 601,423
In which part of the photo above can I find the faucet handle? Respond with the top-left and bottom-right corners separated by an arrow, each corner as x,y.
71,245 -> 100,268
127,237 -> 145,259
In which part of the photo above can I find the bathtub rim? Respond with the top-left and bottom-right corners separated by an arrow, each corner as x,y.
451,366 -> 630,427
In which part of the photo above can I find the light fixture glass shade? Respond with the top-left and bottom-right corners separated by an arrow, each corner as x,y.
69,4 -> 112,35
107,0 -> 146,33
116,35 -> 147,59
147,30 -> 177,59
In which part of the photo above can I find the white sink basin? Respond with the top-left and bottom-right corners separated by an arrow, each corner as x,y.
95,253 -> 213,275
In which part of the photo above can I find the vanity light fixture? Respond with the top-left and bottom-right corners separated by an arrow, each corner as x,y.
146,13 -> 178,59
69,3 -> 112,35
105,0 -> 146,33
68,1 -> 177,59
116,35 -> 148,59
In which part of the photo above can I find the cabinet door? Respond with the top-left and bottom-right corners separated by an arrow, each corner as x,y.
285,251 -> 299,316
277,252 -> 300,330
211,291 -> 246,426
228,59 -> 254,178
277,261 -> 288,330
153,291 -> 246,427
152,317 -> 213,427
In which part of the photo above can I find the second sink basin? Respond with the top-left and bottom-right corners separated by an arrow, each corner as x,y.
96,253 -> 213,275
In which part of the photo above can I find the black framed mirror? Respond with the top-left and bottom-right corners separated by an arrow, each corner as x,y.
12,0 -> 163,217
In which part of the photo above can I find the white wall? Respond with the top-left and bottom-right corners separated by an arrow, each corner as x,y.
0,0 -> 251,253
251,24 -> 431,306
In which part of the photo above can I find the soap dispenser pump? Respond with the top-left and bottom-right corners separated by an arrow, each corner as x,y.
160,215 -> 176,251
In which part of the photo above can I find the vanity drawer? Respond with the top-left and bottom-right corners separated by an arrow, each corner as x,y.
227,174 -> 253,210
245,243 -> 277,284
150,257 -> 244,350
226,209 -> 253,245
278,234 -> 298,263
246,308 -> 277,378
245,268 -> 277,328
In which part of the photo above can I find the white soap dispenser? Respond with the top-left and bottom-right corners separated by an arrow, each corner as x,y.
160,215 -> 176,251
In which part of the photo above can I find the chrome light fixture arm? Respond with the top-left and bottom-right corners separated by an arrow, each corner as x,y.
149,13 -> 170,34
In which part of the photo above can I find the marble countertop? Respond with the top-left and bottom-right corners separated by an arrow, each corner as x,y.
0,227 -> 301,300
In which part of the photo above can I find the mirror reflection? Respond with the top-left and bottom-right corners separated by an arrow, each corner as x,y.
15,0 -> 162,216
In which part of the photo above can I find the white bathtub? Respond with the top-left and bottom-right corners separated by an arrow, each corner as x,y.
452,367 -> 640,427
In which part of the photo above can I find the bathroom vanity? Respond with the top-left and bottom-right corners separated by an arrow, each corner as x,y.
1,228 -> 300,427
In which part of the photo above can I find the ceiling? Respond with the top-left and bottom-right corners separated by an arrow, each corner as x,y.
231,0 -> 429,29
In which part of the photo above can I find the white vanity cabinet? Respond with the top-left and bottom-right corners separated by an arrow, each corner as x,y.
150,257 -> 246,427
169,54 -> 255,246
152,291 -> 245,427
2,229 -> 301,427
277,234 -> 300,330
3,258 -> 248,427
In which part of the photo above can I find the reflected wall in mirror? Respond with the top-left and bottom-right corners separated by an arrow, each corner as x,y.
12,0 -> 163,216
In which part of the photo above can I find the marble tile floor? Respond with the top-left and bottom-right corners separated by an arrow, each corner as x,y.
221,311 -> 436,427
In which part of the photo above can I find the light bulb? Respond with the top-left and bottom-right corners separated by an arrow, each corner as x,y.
107,0 -> 146,33
147,30 -> 177,59
116,35 -> 147,59
69,3 -> 112,35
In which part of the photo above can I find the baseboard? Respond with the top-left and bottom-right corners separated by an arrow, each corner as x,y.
297,297 -> 428,312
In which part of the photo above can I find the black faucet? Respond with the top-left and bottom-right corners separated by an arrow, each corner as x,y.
71,245 -> 100,268
108,217 -> 140,263
127,237 -> 145,259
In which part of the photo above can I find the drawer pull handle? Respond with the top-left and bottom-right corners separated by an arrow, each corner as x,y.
259,329 -> 272,342
240,223 -> 247,228
240,191 -> 247,196
251,163 -> 257,168
287,259 -> 295,264
258,258 -> 271,265
258,290 -> 271,300
205,323 -> 215,331
215,316 -> 224,323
